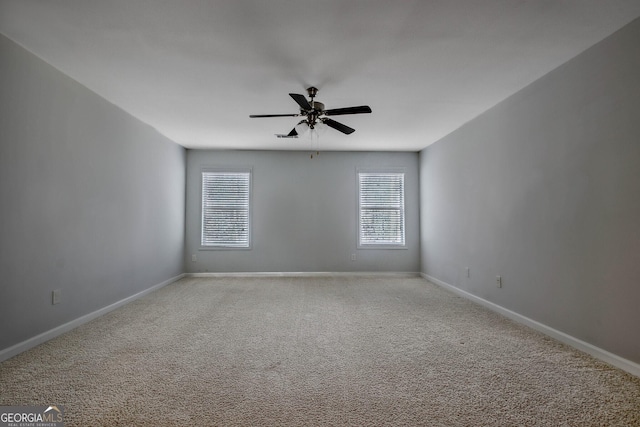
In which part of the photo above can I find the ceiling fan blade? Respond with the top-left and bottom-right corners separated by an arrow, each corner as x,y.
289,93 -> 312,111
276,128 -> 298,138
323,118 -> 355,135
250,113 -> 300,118
276,120 -> 307,138
324,105 -> 372,116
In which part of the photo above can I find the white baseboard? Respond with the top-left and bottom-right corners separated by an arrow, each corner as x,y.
421,273 -> 640,378
187,271 -> 421,278
0,273 -> 186,363
11,271 -> 635,378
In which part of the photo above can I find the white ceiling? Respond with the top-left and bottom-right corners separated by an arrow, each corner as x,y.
2,1 -> 640,152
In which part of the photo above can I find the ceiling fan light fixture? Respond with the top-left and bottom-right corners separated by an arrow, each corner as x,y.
295,121 -> 309,135
312,121 -> 328,136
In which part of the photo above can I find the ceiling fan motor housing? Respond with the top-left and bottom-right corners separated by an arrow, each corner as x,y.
310,101 -> 324,112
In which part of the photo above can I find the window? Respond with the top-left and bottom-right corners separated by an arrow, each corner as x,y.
201,169 -> 251,249
358,171 -> 405,247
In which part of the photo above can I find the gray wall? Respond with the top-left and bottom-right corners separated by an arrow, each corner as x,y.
419,19 -> 640,363
186,150 -> 420,273
0,34 -> 186,352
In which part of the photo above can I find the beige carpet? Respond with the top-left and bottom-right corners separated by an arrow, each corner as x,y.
1,275 -> 639,426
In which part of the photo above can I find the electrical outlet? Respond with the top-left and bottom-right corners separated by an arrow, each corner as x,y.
496,276 -> 502,288
351,253 -> 357,261
192,254 -> 197,262
52,289 -> 61,305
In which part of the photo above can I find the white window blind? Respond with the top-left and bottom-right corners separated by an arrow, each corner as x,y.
201,170 -> 251,248
358,172 -> 405,246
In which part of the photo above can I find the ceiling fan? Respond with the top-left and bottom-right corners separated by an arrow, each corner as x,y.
250,86 -> 372,138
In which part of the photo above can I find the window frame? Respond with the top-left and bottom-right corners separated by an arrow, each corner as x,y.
200,167 -> 252,250
357,168 -> 407,249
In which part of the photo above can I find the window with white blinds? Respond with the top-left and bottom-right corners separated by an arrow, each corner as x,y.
201,170 -> 251,248
358,171 -> 405,247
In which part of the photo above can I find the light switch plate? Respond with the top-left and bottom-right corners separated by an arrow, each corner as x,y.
52,289 -> 61,305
